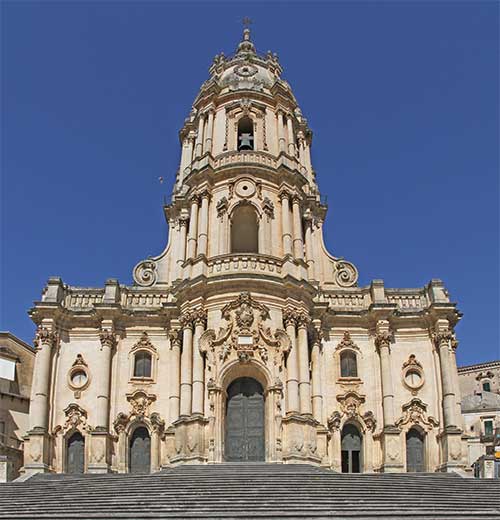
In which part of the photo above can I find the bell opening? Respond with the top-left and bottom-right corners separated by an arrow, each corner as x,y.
238,116 -> 254,151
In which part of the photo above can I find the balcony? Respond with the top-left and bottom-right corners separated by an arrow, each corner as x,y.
185,150 -> 308,180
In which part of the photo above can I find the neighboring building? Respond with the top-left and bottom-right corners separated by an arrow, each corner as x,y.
459,360 -> 500,471
0,332 -> 35,480
24,29 -> 467,476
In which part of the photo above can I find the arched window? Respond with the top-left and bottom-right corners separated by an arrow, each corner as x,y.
482,381 -> 491,392
340,351 -> 358,378
406,428 -> 425,472
341,424 -> 362,473
66,432 -> 85,474
237,116 -> 254,151
133,351 -> 152,378
231,205 -> 259,254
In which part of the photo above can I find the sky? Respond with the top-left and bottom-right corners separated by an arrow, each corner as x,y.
1,1 -> 499,366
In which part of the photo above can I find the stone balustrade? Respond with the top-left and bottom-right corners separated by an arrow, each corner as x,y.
208,254 -> 283,275
64,290 -> 104,309
184,150 -> 307,179
121,291 -> 169,308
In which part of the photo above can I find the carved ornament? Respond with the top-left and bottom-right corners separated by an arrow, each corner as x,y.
335,331 -> 360,353
55,403 -> 91,435
199,292 -> 290,379
34,327 -> 59,349
395,398 -> 438,432
216,196 -> 229,218
334,260 -> 358,288
133,260 -> 157,287
327,391 -> 377,433
126,389 -> 156,418
130,332 -> 157,354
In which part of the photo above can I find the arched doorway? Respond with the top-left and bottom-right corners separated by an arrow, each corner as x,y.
66,432 -> 85,474
225,377 -> 265,461
341,424 -> 362,473
129,426 -> 151,474
406,428 -> 425,472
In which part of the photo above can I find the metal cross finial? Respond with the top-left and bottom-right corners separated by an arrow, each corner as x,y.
242,17 -> 253,29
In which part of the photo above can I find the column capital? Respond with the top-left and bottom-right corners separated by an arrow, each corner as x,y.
279,189 -> 291,201
179,214 -> 190,227
34,326 -> 59,350
291,194 -> 302,205
99,328 -> 117,350
168,328 -> 182,349
189,193 -> 201,205
193,308 -> 208,328
179,311 -> 195,330
374,320 -> 394,351
432,330 -> 454,349
283,308 -> 298,327
296,311 -> 311,328
199,189 -> 211,201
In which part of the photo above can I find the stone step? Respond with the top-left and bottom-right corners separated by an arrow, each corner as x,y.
0,463 -> 498,519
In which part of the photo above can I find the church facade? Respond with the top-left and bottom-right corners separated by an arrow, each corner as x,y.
24,30 -> 466,475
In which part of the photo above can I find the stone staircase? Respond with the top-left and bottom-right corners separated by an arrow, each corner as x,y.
0,463 -> 499,519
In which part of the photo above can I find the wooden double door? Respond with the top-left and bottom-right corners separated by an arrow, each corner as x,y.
225,377 -> 265,462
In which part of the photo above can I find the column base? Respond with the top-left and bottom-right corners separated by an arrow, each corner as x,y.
380,426 -> 404,473
282,414 -> 321,465
169,414 -> 209,465
437,427 -> 466,472
87,430 -> 113,473
24,429 -> 52,473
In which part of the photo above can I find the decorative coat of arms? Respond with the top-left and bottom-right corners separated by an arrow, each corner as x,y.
199,292 -> 291,379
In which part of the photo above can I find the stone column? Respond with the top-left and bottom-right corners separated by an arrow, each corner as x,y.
303,212 -> 315,279
194,113 -> 205,158
197,191 -> 210,257
192,310 -> 207,416
375,320 -> 395,427
283,310 -> 299,414
168,327 -> 182,422
277,110 -> 286,153
96,327 -> 116,429
280,191 -> 293,256
179,313 -> 194,417
30,326 -> 58,431
297,313 -> 312,415
186,194 -> 200,260
203,109 -> 214,154
433,323 -> 458,428
176,216 -> 189,279
297,131 -> 306,166
292,195 -> 304,261
286,114 -> 296,156
310,321 -> 323,423
179,131 -> 195,182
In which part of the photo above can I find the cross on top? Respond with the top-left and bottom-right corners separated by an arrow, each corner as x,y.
242,17 -> 253,29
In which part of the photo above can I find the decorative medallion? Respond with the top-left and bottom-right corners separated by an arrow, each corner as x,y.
234,64 -> 258,78
395,398 -> 438,431
234,178 -> 256,198
68,354 -> 90,398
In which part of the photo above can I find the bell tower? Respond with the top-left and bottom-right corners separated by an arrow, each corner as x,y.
133,27 -> 358,290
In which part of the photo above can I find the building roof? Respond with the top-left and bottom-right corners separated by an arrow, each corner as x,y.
3,464 -> 500,519
458,360 -> 500,374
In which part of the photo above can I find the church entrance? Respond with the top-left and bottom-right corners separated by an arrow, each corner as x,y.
66,432 -> 85,474
406,428 -> 425,472
341,424 -> 362,473
129,426 -> 151,474
225,377 -> 265,462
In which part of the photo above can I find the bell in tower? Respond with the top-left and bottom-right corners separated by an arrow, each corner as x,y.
237,116 -> 254,150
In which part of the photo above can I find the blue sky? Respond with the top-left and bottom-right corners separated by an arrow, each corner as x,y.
1,1 -> 498,366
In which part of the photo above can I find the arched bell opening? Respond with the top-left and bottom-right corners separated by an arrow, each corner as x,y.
406,427 -> 425,472
230,204 -> 259,254
66,431 -> 85,474
129,425 -> 151,474
237,116 -> 254,151
341,423 -> 363,473
224,377 -> 265,462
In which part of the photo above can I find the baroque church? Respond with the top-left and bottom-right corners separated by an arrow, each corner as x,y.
24,29 -> 466,476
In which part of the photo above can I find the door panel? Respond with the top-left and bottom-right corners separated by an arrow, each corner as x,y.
406,429 -> 424,472
225,377 -> 264,462
67,432 -> 84,474
129,427 -> 151,474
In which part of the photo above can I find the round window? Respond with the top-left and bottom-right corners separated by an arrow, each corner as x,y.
404,369 -> 423,389
70,370 -> 88,388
